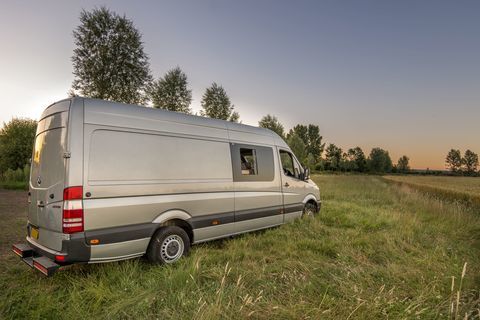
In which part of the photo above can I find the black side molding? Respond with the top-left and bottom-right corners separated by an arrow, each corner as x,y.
85,223 -> 158,245
187,203 -> 305,229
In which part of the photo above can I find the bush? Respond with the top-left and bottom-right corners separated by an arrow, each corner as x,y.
0,164 -> 30,189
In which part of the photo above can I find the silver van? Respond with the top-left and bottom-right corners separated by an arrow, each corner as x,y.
12,97 -> 321,276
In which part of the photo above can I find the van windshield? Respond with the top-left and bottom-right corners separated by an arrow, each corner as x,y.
30,112 -> 68,188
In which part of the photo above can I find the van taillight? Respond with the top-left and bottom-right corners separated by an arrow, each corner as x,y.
63,186 -> 83,234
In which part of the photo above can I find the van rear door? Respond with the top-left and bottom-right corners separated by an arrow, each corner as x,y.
28,101 -> 70,252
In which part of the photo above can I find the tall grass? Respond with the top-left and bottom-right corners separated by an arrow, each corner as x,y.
0,175 -> 479,319
384,175 -> 480,210
0,165 -> 29,190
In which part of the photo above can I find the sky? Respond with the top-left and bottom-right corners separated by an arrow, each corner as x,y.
0,0 -> 479,170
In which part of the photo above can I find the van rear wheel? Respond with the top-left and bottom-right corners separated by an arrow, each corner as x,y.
147,226 -> 190,264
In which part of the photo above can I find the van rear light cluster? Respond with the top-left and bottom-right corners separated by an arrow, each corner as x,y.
63,186 -> 84,234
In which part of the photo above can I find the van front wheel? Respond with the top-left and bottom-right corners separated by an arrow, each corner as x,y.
147,226 -> 190,264
302,202 -> 317,218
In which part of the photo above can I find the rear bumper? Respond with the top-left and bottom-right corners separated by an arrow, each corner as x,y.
26,232 -> 90,264
12,243 -> 61,276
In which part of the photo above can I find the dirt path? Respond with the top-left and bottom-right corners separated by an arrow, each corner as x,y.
0,189 -> 27,258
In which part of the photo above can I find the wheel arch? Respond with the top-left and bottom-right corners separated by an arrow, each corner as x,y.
302,194 -> 319,211
152,210 -> 194,243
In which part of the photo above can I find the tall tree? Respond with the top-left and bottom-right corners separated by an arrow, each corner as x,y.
287,125 -> 308,145
286,133 -> 307,164
306,125 -> 325,161
397,155 -> 410,172
0,118 -> 37,173
149,67 -> 192,113
287,124 -> 324,162
200,83 -> 239,122
367,147 -> 393,173
258,114 -> 285,138
324,143 -> 343,171
462,149 -> 478,174
71,7 -> 151,104
445,149 -> 462,173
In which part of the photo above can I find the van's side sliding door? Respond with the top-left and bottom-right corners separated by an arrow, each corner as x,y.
230,143 -> 283,233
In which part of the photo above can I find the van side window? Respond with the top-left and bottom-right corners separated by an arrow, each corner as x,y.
292,156 -> 302,178
280,150 -> 294,177
280,150 -> 301,179
231,144 -> 274,182
240,148 -> 258,175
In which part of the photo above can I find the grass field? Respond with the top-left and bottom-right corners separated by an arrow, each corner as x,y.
1,175 -> 479,319
384,175 -> 480,209
0,181 -> 28,190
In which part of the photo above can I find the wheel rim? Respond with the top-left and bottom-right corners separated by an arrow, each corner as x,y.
160,235 -> 184,263
303,204 -> 316,218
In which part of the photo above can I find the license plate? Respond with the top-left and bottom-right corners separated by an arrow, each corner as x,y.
31,227 -> 39,240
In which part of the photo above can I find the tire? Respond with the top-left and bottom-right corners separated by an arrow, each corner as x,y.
147,226 -> 190,264
302,202 -> 317,218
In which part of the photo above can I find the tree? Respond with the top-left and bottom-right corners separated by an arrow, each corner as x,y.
0,118 -> 37,173
287,125 -> 308,143
397,155 -> 410,173
148,67 -> 192,113
305,153 -> 316,171
445,149 -> 462,173
306,125 -> 325,162
71,7 -> 151,104
340,152 -> 354,172
200,83 -> 239,122
324,143 -> 343,171
287,133 -> 307,164
346,147 -> 367,172
462,149 -> 478,174
287,124 -> 324,163
258,114 -> 285,138
367,148 -> 393,173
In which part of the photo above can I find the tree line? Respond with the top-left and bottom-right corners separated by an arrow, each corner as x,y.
258,115 -> 410,173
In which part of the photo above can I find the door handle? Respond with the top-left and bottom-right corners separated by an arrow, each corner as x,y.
284,182 -> 290,187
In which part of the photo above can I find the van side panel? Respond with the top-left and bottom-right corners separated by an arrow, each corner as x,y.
83,192 -> 234,230
82,100 -> 235,256
88,130 -> 231,183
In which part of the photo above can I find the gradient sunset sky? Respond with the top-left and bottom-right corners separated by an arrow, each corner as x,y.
1,0 -> 479,170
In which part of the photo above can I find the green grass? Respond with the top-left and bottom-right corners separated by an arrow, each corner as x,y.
1,175 -> 479,319
0,181 -> 28,190
384,175 -> 480,209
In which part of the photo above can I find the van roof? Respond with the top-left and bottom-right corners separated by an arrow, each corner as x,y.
67,97 -> 289,148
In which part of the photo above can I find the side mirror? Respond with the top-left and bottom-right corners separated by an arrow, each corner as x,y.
304,168 -> 310,180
